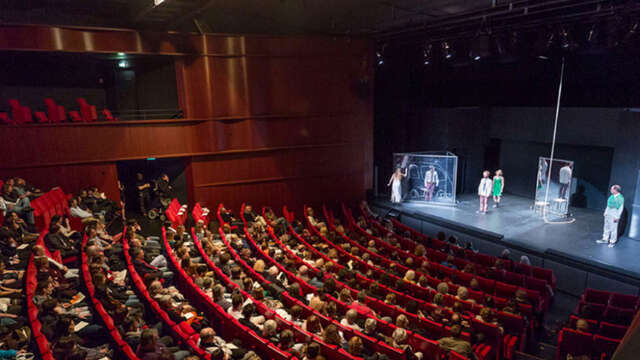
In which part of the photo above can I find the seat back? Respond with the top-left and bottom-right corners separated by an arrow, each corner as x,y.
556,328 -> 594,360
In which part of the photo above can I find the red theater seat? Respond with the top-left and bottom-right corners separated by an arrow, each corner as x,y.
582,289 -> 611,305
555,328 -> 594,360
34,111 -> 49,123
77,98 -> 98,122
69,110 -> 82,122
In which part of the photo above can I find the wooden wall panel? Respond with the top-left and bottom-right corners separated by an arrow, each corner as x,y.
192,173 -> 363,220
0,25 -> 373,212
0,122 -> 211,168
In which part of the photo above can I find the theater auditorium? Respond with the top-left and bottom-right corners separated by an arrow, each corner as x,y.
1,1 -> 639,360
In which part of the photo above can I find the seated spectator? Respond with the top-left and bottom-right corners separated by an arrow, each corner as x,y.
137,328 -> 190,360
575,318 -> 590,333
340,309 -> 362,331
351,291 -> 376,317
262,319 -> 279,344
45,224 -> 78,259
437,282 -> 449,295
1,182 -> 34,226
391,328 -> 422,360
321,324 -> 345,347
302,342 -> 321,360
363,318 -> 383,342
227,293 -> 244,319
69,198 -> 95,220
347,336 -> 364,357
302,314 -> 323,335
438,325 -> 474,359
403,270 -> 416,284
456,287 -> 475,304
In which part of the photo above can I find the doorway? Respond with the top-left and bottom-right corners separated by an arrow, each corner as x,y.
116,157 -> 189,217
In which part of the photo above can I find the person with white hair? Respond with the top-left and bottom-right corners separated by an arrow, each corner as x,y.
262,319 -> 279,343
340,309 -> 362,331
519,255 -> 531,266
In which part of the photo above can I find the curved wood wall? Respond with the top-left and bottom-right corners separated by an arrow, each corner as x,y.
0,25 -> 373,212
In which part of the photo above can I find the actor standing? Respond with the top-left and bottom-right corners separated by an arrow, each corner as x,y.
424,166 -> 439,201
477,171 -> 493,214
597,185 -> 624,248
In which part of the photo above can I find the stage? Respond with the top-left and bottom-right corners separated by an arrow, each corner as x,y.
370,194 -> 640,296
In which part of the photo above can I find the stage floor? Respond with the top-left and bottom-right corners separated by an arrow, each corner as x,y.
372,194 -> 640,280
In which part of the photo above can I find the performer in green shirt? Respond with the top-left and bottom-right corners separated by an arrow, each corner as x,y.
597,185 -> 624,247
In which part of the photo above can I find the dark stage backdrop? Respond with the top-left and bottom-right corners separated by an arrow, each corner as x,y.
498,140 -> 614,209
374,106 -> 640,236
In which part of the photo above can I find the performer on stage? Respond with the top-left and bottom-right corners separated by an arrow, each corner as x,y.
388,167 -> 407,204
424,165 -> 439,201
492,170 -> 504,208
477,170 -> 493,214
558,164 -> 572,199
537,159 -> 548,189
597,185 -> 624,248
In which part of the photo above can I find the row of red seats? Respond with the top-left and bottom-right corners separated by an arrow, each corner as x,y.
568,315 -> 628,340
256,222 -> 460,360
0,98 -> 118,125
165,198 -> 188,229
338,205 -> 546,316
31,187 -> 83,233
581,288 -> 640,311
353,204 -> 554,303
26,232 -> 56,360
81,231 -> 140,359
575,301 -> 636,327
280,207 -> 497,360
327,207 -> 527,360
236,207 -> 432,360
165,228 -> 296,360
386,215 -> 556,291
122,233 -> 213,359
555,327 -> 620,360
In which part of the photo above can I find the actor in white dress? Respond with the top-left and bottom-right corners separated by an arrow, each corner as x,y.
388,168 -> 407,204
424,166 -> 439,201
597,185 -> 624,248
477,170 -> 493,214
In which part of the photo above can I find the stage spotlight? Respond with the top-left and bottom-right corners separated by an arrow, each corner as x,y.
623,22 -> 639,43
442,41 -> 454,60
469,34 -> 491,61
537,32 -> 555,60
376,44 -> 386,66
117,52 -> 125,56
586,24 -> 598,43
118,60 -> 129,68
422,44 -> 433,65
376,51 -> 384,66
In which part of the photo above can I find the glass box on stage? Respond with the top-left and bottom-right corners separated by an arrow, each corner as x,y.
534,157 -> 574,216
392,151 -> 458,205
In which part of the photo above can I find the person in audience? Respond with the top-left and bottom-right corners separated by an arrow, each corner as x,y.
322,324 -> 344,347
1,182 -> 34,227
575,318 -> 590,333
302,342 -> 321,360
438,325 -> 474,359
137,328 -> 190,360
45,223 -> 78,258
302,314 -> 323,335
391,328 -> 422,360
261,319 -> 279,344
340,309 -> 362,331
351,291 -> 376,317
69,198 -> 95,220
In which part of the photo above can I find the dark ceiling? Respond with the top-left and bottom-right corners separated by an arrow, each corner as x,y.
1,1 -> 639,43
0,0 -> 488,35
